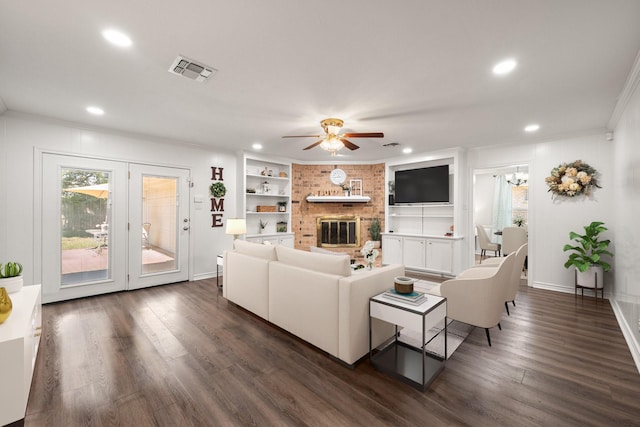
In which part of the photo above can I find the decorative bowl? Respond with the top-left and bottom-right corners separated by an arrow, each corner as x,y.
394,276 -> 416,294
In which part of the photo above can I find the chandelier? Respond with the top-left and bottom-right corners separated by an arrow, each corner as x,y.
506,167 -> 528,186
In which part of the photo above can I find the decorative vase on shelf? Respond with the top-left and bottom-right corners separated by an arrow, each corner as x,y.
0,287 -> 13,324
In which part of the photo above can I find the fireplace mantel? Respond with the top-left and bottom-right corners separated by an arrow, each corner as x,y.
306,195 -> 371,203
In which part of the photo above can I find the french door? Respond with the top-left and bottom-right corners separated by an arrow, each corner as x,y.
41,153 -> 190,303
128,164 -> 190,290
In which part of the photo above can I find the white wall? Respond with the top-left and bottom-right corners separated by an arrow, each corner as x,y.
469,133 -> 614,293
0,112 -> 238,286
611,68 -> 640,367
473,173 -> 494,230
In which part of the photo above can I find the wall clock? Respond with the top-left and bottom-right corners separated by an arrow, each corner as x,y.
330,168 -> 347,185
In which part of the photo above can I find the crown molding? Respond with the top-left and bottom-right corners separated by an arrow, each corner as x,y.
608,49 -> 640,130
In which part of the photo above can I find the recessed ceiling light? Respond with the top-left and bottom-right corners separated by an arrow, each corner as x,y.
402,147 -> 413,154
86,106 -> 104,116
524,124 -> 540,132
492,59 -> 517,75
102,29 -> 132,47
252,143 -> 262,150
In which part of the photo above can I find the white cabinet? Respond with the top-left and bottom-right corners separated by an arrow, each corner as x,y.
403,237 -> 427,270
382,234 -> 458,275
247,233 -> 295,248
381,234 -> 403,265
243,155 -> 292,238
426,239 -> 453,273
0,285 -> 42,426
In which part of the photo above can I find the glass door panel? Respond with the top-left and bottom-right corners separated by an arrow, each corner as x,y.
61,169 -> 111,285
141,175 -> 178,274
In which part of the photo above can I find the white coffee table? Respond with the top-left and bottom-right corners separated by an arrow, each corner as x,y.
369,291 -> 447,390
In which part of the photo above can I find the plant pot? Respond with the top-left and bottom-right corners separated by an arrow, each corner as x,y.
0,276 -> 23,294
576,265 -> 603,289
394,276 -> 417,294
372,240 -> 381,249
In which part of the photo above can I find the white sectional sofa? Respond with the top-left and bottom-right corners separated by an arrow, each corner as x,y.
223,240 -> 404,365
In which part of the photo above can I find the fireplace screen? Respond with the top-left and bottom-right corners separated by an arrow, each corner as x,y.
317,216 -> 360,247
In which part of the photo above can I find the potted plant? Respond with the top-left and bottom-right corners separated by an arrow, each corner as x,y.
259,219 -> 268,234
0,261 -> 23,294
368,218 -> 382,248
341,184 -> 351,197
210,182 -> 226,198
563,221 -> 613,289
277,201 -> 287,212
513,215 -> 526,227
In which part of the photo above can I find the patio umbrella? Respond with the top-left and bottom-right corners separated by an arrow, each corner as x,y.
64,183 -> 110,225
64,183 -> 109,198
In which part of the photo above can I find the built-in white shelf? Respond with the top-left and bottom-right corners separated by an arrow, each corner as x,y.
246,193 -> 290,198
306,195 -> 371,203
246,211 -> 288,215
246,173 -> 289,181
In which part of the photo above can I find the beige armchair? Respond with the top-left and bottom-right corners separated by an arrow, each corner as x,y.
473,243 -> 528,315
476,224 -> 501,261
426,252 -> 515,346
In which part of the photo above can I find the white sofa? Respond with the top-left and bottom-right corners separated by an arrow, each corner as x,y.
223,240 -> 404,365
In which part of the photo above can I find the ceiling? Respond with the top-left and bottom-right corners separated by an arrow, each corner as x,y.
1,1 -> 639,162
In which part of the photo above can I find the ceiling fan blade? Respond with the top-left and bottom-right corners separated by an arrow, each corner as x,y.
340,138 -> 360,150
282,135 -> 322,138
303,140 -> 323,150
342,132 -> 384,138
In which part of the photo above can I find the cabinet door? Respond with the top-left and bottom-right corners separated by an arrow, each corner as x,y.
403,237 -> 427,269
426,239 -> 453,273
382,235 -> 403,265
278,236 -> 294,247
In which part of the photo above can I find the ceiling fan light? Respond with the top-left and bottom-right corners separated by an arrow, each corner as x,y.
320,135 -> 344,154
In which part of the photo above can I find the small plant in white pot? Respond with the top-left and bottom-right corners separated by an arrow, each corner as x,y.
0,261 -> 23,294
563,221 -> 613,290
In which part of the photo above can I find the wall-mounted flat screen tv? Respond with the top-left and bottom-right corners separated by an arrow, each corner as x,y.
394,165 -> 450,204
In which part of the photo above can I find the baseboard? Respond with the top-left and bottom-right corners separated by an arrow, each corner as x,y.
192,272 -> 217,281
610,299 -> 640,374
532,281 -> 574,294
532,281 -> 612,299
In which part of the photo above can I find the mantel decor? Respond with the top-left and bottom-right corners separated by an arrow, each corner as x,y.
545,160 -> 601,198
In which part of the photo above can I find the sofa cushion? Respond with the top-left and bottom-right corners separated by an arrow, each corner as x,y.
275,245 -> 351,277
309,246 -> 347,256
234,239 -> 277,261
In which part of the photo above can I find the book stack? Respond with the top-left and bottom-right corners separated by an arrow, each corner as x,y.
383,288 -> 427,306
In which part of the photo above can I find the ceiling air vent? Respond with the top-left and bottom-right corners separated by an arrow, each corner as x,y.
168,55 -> 217,83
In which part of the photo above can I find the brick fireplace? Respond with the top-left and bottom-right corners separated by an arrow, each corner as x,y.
291,163 -> 385,259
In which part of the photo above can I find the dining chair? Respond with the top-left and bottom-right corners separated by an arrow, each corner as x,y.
501,226 -> 527,256
476,224 -> 501,261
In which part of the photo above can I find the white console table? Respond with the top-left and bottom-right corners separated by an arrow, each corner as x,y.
0,285 -> 42,425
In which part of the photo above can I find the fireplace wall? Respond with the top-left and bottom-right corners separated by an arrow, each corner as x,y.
291,163 -> 385,258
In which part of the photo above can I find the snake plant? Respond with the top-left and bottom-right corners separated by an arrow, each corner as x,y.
0,262 -> 23,278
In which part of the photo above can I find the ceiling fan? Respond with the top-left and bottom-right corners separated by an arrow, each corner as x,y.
282,118 -> 384,156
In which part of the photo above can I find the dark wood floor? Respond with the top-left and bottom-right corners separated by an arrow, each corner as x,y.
25,278 -> 640,426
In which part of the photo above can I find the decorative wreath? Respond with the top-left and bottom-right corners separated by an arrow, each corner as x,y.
209,182 -> 227,198
545,160 -> 600,198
